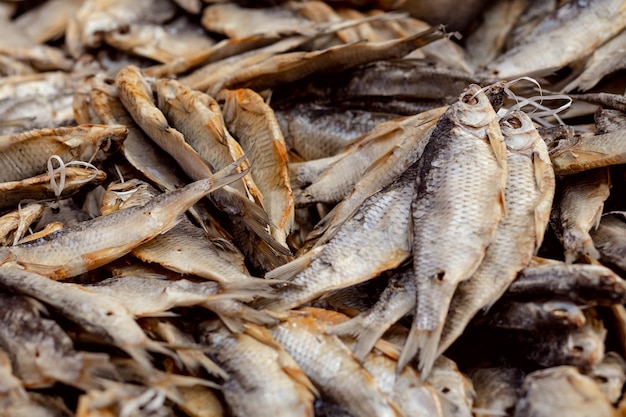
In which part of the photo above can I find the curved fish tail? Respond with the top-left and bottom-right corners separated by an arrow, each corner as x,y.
328,316 -> 386,362
397,321 -> 444,381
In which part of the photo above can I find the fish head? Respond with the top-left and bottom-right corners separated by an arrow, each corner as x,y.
500,111 -> 540,153
450,84 -> 498,130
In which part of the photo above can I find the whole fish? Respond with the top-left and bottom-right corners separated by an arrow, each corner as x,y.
437,110 -> 555,356
550,167 -> 610,263
261,162 -> 415,311
268,308 -> 402,417
514,366 -> 616,417
199,321 -> 316,417
505,260 -> 626,305
219,88 -> 294,247
0,124 -> 126,183
485,0 -> 626,79
400,84 -> 507,377
0,159 -> 246,279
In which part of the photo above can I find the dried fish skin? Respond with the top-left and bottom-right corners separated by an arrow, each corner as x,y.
485,0 -> 626,79
262,163 -> 414,311
589,212 -> 626,272
0,124 -> 126,183
13,0 -> 81,44
199,322 -> 315,417
401,84 -> 507,377
438,110 -> 555,355
506,261 -> 626,305
551,168 -> 610,263
0,160 -> 246,280
425,356 -> 476,417
219,88 -> 294,247
269,309 -> 401,417
595,108 -> 626,134
514,366 -> 616,417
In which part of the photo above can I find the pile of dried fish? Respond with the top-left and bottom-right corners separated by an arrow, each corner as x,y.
0,0 -> 626,416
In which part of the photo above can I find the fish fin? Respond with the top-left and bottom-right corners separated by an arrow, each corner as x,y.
244,323 -> 282,347
397,323 -> 419,375
372,338 -> 401,362
328,316 -> 383,362
398,323 -> 441,381
486,120 -> 507,170
216,313 -> 245,333
136,311 -> 180,318
265,245 -> 324,281
155,374 -> 221,405
73,352 -> 116,391
282,364 -> 320,398
176,349 -> 228,380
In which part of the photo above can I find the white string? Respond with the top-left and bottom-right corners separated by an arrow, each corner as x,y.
47,155 -> 101,198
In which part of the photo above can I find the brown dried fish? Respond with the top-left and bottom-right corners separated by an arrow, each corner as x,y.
590,212 -> 626,272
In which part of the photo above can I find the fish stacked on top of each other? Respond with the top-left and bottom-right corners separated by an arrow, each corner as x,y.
0,0 -> 626,416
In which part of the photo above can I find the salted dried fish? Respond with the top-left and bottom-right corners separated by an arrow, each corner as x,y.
485,0 -> 626,79
0,292 -> 109,390
219,88 -> 294,247
514,366 -> 616,417
262,163 -> 414,311
0,204 -> 44,246
0,124 -> 126,183
564,27 -> 626,92
438,109 -> 554,355
549,129 -> 626,175
589,212 -> 626,272
269,309 -> 401,417
465,0 -> 528,71
426,356 -> 476,417
199,321 -> 316,417
0,267 -> 165,370
468,365 -> 524,417
474,298 -> 586,331
596,108 -> 626,134
551,168 -> 610,263
218,27 -> 443,91
13,0 -> 81,44
67,0 -> 177,57
104,20 -> 216,64
0,159 -> 246,280
0,167 -> 106,211
506,260 -> 626,305
296,106 -> 444,208
401,84 -> 507,377
590,351 -> 626,404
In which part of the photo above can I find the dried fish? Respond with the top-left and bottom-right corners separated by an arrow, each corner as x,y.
425,356 -> 476,417
219,88 -> 294,247
468,365 -> 524,417
485,0 -> 626,79
199,321 -> 316,417
514,366 -> 616,417
0,124 -> 126,183
401,84 -> 507,377
13,0 -> 81,44
549,129 -> 626,175
268,308 -> 401,417
506,259 -> 626,305
0,159 -> 246,279
589,212 -> 626,272
590,351 -> 626,404
262,163 -> 414,311
550,168 -> 610,263
0,204 -> 44,246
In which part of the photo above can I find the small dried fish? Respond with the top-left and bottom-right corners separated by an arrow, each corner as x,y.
549,129 -> 626,175
485,0 -> 626,79
0,159 -> 246,279
401,84 -> 507,377
269,308 -> 401,417
199,321 -> 316,417
514,366 -> 616,417
219,88 -> 294,247
506,259 -> 626,305
550,167 -> 611,263
262,163 -> 414,311
590,212 -> 626,272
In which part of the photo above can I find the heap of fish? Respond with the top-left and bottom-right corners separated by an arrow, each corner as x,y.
0,0 -> 626,416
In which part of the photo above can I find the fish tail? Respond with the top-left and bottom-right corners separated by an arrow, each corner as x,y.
206,155 -> 251,192
327,316 -> 384,362
397,321 -> 444,380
